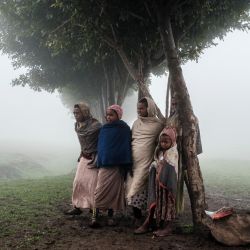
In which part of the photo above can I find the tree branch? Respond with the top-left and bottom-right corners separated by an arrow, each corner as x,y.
46,13 -> 76,36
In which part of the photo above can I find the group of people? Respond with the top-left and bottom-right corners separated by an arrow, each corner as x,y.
66,97 -> 187,237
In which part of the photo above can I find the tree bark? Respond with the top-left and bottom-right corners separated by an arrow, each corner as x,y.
102,34 -> 165,120
117,73 -> 131,106
156,8 -> 206,229
165,73 -> 171,118
116,47 -> 165,121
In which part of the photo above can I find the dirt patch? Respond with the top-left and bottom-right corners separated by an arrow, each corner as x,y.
2,193 -> 249,250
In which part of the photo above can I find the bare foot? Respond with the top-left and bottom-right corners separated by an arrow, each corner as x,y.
153,225 -> 172,237
134,224 -> 149,234
64,207 -> 82,215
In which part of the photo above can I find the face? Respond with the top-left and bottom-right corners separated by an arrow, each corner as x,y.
73,107 -> 84,122
137,102 -> 148,117
160,135 -> 172,150
106,109 -> 119,123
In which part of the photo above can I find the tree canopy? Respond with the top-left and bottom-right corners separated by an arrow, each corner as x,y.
0,0 -> 249,227
0,0 -> 249,116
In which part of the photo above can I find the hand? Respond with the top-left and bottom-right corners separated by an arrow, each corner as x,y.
77,152 -> 83,162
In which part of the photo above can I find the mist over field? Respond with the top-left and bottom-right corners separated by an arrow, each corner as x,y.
1,2 -> 250,248
0,30 -> 250,180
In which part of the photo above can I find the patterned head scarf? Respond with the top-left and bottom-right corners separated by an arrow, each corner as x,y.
108,104 -> 123,119
75,102 -> 91,118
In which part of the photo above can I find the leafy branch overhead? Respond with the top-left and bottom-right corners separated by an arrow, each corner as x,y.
0,0 -> 249,229
0,0 -> 249,111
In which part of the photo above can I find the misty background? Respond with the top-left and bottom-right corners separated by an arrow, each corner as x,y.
0,30 -> 249,177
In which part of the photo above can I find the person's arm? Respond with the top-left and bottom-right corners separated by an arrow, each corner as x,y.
77,151 -> 83,162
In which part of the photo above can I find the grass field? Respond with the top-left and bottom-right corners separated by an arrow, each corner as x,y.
0,175 -> 73,249
0,159 -> 249,249
200,158 -> 250,199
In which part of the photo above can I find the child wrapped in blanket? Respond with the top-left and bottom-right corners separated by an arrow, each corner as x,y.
134,127 -> 179,236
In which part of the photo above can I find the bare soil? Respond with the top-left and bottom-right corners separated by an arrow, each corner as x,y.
3,190 -> 250,250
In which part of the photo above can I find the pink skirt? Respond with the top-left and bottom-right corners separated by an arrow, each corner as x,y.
72,157 -> 98,209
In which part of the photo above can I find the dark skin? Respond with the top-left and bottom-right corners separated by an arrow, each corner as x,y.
73,107 -> 91,162
132,101 -> 148,227
153,135 -> 174,237
135,134 -> 174,237
158,135 -> 173,170
160,134 -> 172,151
154,134 -> 172,237
137,102 -> 148,117
73,107 -> 84,122
106,109 -> 119,123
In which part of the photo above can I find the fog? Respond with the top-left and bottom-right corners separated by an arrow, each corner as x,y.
0,30 -> 250,175
123,30 -> 250,161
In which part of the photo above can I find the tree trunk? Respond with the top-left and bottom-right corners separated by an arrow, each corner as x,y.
156,9 -> 206,229
99,91 -> 106,123
117,74 -> 131,106
109,68 -> 116,105
116,47 -> 165,121
138,87 -> 143,100
102,35 -> 165,120
165,73 -> 171,118
103,63 -> 115,106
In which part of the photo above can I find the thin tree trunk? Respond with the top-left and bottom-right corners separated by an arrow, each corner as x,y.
101,82 -> 108,120
110,69 -> 116,104
116,47 -> 165,121
138,86 -> 144,100
117,74 -> 131,106
156,7 -> 206,229
99,91 -> 106,123
102,35 -> 165,120
165,73 -> 171,118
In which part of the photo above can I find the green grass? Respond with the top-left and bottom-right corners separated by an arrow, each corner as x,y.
0,159 -> 249,248
0,175 -> 73,248
200,159 -> 250,198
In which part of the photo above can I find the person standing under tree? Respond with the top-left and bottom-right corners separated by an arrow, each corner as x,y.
126,97 -> 164,226
134,127 -> 178,236
90,104 -> 132,227
66,102 -> 102,215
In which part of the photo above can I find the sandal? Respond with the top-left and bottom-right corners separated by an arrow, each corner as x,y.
65,207 -> 82,215
89,218 -> 100,228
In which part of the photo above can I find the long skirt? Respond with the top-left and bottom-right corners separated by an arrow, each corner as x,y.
94,167 -> 125,211
72,157 -> 98,209
148,162 -> 176,224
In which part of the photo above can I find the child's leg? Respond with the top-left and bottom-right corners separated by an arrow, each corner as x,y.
134,206 -> 155,234
153,220 -> 173,237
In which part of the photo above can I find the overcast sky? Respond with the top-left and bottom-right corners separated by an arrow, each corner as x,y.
0,30 -> 249,161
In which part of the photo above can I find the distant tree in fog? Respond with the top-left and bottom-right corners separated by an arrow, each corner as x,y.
0,0 -> 249,230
